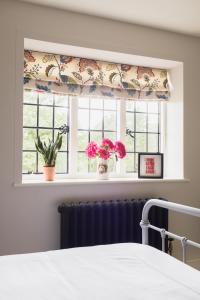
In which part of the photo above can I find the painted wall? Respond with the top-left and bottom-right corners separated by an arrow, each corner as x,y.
0,0 -> 199,264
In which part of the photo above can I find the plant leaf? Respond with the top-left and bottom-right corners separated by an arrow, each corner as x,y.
163,78 -> 168,89
109,72 -> 118,84
72,72 -> 82,81
67,76 -> 77,84
34,133 -> 63,166
45,64 -> 56,77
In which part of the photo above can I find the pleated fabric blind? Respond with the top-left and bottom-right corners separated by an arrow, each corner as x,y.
24,50 -> 170,101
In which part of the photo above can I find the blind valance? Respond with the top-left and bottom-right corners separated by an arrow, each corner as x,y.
24,50 -> 170,101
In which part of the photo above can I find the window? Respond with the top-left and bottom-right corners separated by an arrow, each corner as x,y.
23,91 -> 69,174
22,90 -> 162,178
77,97 -> 118,174
125,100 -> 160,173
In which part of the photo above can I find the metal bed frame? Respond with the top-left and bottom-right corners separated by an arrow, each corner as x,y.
140,199 -> 200,263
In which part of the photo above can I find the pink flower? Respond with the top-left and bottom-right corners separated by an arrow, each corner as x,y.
98,148 -> 110,160
114,141 -> 126,159
101,138 -> 114,150
85,141 -> 98,158
86,139 -> 126,161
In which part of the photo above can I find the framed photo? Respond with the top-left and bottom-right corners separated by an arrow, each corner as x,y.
138,153 -> 163,179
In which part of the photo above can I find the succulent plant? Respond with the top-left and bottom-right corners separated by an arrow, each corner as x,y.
35,133 -> 63,167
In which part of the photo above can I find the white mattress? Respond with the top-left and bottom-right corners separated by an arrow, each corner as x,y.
0,243 -> 199,299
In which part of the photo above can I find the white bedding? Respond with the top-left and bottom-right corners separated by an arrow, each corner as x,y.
0,243 -> 199,299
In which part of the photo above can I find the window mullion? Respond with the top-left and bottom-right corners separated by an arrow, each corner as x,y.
69,96 -> 78,177
160,102 -> 166,154
117,99 -> 126,175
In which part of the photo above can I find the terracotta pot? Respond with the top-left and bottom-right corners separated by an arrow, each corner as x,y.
43,166 -> 55,181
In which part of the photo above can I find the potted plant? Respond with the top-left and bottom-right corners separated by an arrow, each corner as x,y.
35,133 -> 63,181
85,138 -> 126,180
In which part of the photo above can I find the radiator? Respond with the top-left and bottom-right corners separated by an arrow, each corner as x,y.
58,198 -> 168,251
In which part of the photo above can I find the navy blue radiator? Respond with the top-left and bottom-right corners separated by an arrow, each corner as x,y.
58,199 -> 168,251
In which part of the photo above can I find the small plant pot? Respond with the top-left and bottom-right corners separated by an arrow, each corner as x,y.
43,166 -> 55,181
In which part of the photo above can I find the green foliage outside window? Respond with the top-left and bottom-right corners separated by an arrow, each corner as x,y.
22,92 -> 160,175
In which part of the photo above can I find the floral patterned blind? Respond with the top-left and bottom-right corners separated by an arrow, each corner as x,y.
24,50 -> 170,101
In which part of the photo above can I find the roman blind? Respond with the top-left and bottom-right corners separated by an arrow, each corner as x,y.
24,50 -> 170,101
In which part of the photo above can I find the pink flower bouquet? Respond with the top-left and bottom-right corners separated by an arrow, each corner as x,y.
86,138 -> 126,161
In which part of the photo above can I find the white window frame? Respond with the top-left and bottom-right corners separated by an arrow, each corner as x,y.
22,93 -> 163,181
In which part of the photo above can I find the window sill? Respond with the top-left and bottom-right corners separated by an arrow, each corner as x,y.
14,177 -> 189,187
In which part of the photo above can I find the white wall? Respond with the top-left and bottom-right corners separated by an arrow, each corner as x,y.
0,0 -> 200,263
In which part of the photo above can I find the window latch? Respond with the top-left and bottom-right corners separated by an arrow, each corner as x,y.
126,128 -> 135,139
59,124 -> 69,135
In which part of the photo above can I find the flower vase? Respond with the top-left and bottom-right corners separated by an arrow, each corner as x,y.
97,159 -> 109,180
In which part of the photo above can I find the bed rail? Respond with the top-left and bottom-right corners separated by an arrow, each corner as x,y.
140,199 -> 200,263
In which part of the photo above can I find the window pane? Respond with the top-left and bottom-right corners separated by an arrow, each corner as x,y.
38,129 -> 52,142
54,107 -> 68,128
23,105 -> 37,127
38,153 -> 44,172
55,94 -> 68,106
77,153 -> 88,173
23,91 -> 69,175
136,133 -> 146,152
108,157 -> 116,173
24,91 -> 37,104
148,134 -> 159,152
23,128 -> 37,150
90,131 -> 102,144
125,153 -> 135,173
104,111 -> 116,131
76,98 -> 117,175
125,135 -> 134,152
126,112 -> 134,130
125,100 -> 160,174
39,93 -> 53,105
148,114 -> 159,132
90,98 -> 103,109
39,106 -> 53,127
56,152 -> 67,173
78,131 -> 88,151
148,102 -> 159,113
90,110 -> 103,130
78,97 -> 89,108
135,102 -> 147,112
104,131 -> 117,141
135,153 -> 138,171
89,158 -> 97,173
126,100 -> 134,112
54,130 -> 68,151
136,113 -> 146,132
22,152 -> 36,173
78,109 -> 89,129
104,99 -> 117,110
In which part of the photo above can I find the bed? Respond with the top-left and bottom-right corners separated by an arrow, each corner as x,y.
0,199 -> 199,299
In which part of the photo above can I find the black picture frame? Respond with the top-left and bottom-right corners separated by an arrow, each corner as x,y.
138,152 -> 164,179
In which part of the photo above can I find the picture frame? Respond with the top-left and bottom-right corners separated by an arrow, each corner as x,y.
138,153 -> 163,179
